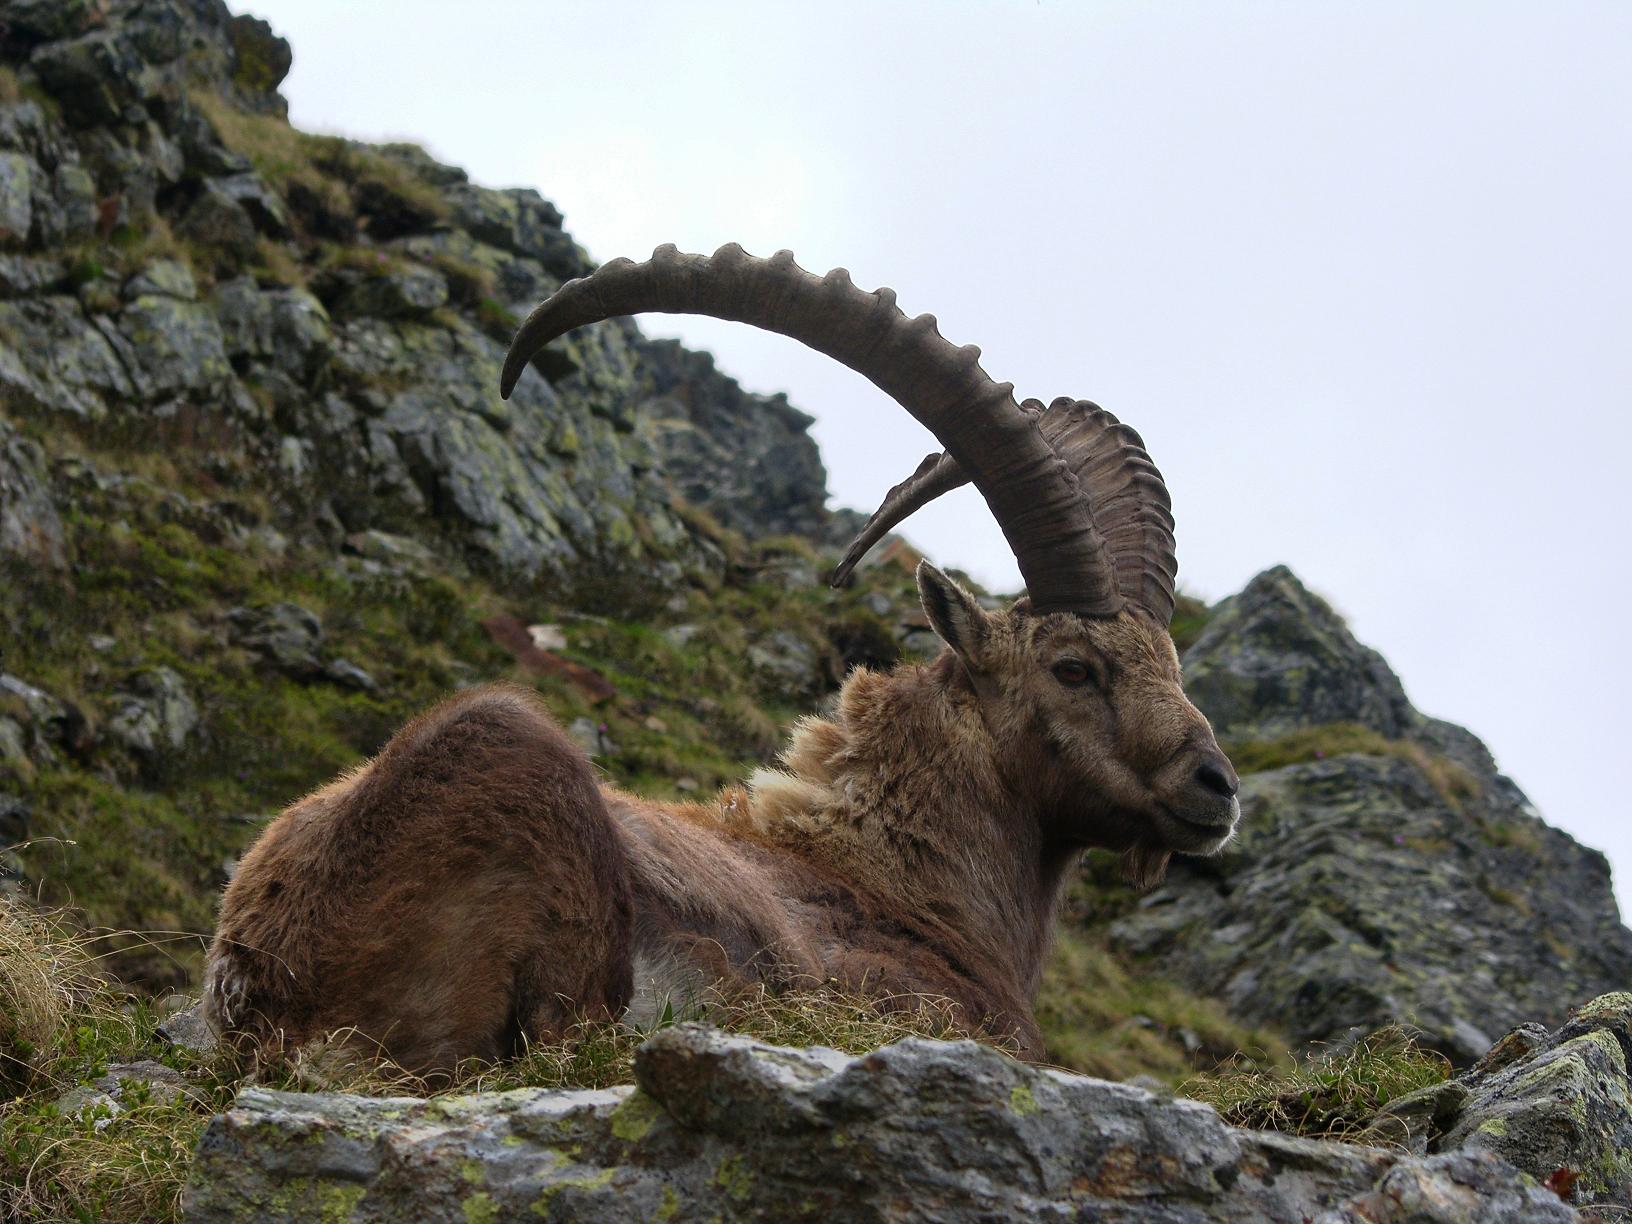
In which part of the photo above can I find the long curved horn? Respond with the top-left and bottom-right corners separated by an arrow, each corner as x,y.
836,399 -> 1178,624
502,243 -> 1123,617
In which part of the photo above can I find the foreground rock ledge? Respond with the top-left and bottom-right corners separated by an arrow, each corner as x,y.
185,1024 -> 1583,1223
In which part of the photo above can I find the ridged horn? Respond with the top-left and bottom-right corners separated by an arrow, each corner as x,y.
837,398 -> 1178,624
502,244 -> 1124,617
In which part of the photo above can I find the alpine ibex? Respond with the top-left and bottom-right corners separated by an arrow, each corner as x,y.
205,245 -> 1239,1074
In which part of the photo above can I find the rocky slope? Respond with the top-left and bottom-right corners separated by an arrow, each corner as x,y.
0,0 -> 825,601
1110,567 -> 1632,1062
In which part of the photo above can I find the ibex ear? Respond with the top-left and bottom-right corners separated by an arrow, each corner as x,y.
917,561 -> 991,665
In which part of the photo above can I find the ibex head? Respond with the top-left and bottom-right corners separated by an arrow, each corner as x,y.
502,243 -> 1238,879
915,561 -> 1236,883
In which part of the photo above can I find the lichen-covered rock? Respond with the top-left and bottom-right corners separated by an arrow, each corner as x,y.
183,1025 -> 1578,1223
332,264 -> 449,320
1184,565 -> 1416,741
637,338 -> 829,540
1108,568 -> 1632,1060
1419,993 -> 1632,1209
123,258 -> 197,301
747,628 -> 824,697
29,29 -> 153,127
117,294 -> 233,399
1312,1151 -> 1576,1223
0,418 -> 65,567
0,671 -> 84,758
106,666 -> 199,756
0,151 -> 36,244
228,602 -> 325,679
0,0 -> 830,603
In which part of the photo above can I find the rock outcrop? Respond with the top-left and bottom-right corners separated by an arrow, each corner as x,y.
1111,567 -> 1632,1061
0,0 -> 830,605
185,1017 -> 1611,1223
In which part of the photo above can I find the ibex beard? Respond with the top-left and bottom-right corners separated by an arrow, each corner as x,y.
205,245 -> 1240,1078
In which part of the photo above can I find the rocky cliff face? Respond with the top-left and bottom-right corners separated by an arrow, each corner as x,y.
0,0 -> 829,603
1108,567 -> 1632,1063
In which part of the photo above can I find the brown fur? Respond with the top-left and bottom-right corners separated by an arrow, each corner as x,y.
207,686 -> 632,1078
205,566 -> 1237,1073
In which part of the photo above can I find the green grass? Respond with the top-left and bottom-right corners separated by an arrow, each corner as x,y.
1037,927 -> 1288,1084
190,92 -> 449,247
1226,722 -> 1480,808
1181,1025 -> 1451,1142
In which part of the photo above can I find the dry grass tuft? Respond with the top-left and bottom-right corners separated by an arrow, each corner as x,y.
0,899 -> 90,1093
1181,1025 -> 1450,1143
254,981 -> 1012,1100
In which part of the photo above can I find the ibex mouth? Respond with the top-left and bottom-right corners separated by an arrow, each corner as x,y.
1156,799 -> 1240,855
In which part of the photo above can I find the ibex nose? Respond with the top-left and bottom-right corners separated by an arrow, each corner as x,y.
1194,757 -> 1239,799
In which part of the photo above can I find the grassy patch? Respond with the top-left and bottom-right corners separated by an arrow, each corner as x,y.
1036,922 -> 1289,1084
1226,722 -> 1479,809
1181,1025 -> 1450,1142
192,91 -> 449,246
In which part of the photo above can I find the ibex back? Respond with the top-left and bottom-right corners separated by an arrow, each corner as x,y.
206,245 -> 1240,1075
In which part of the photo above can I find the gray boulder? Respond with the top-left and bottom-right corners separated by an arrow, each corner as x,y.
117,295 -> 233,399
29,29 -> 152,127
212,278 -> 332,382
1365,992 -> 1632,1212
0,419 -> 65,567
0,296 -> 136,418
229,602 -> 324,679
184,1025 -> 1576,1223
636,338 -> 829,540
178,179 -> 258,259
106,666 -> 199,756
747,628 -> 824,697
0,150 -> 35,243
333,264 -> 449,320
123,259 -> 197,301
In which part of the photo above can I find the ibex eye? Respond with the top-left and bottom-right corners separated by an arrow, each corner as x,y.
1052,660 -> 1092,686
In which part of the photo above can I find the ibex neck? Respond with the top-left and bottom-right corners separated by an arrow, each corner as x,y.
747,654 -> 1074,1000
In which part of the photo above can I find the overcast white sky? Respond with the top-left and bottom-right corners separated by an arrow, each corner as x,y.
248,1 -> 1632,908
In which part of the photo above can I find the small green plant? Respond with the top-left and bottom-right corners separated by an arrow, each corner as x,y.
1181,1025 -> 1450,1142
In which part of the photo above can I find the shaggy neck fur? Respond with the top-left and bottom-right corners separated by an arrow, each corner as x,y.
740,654 -> 1080,999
